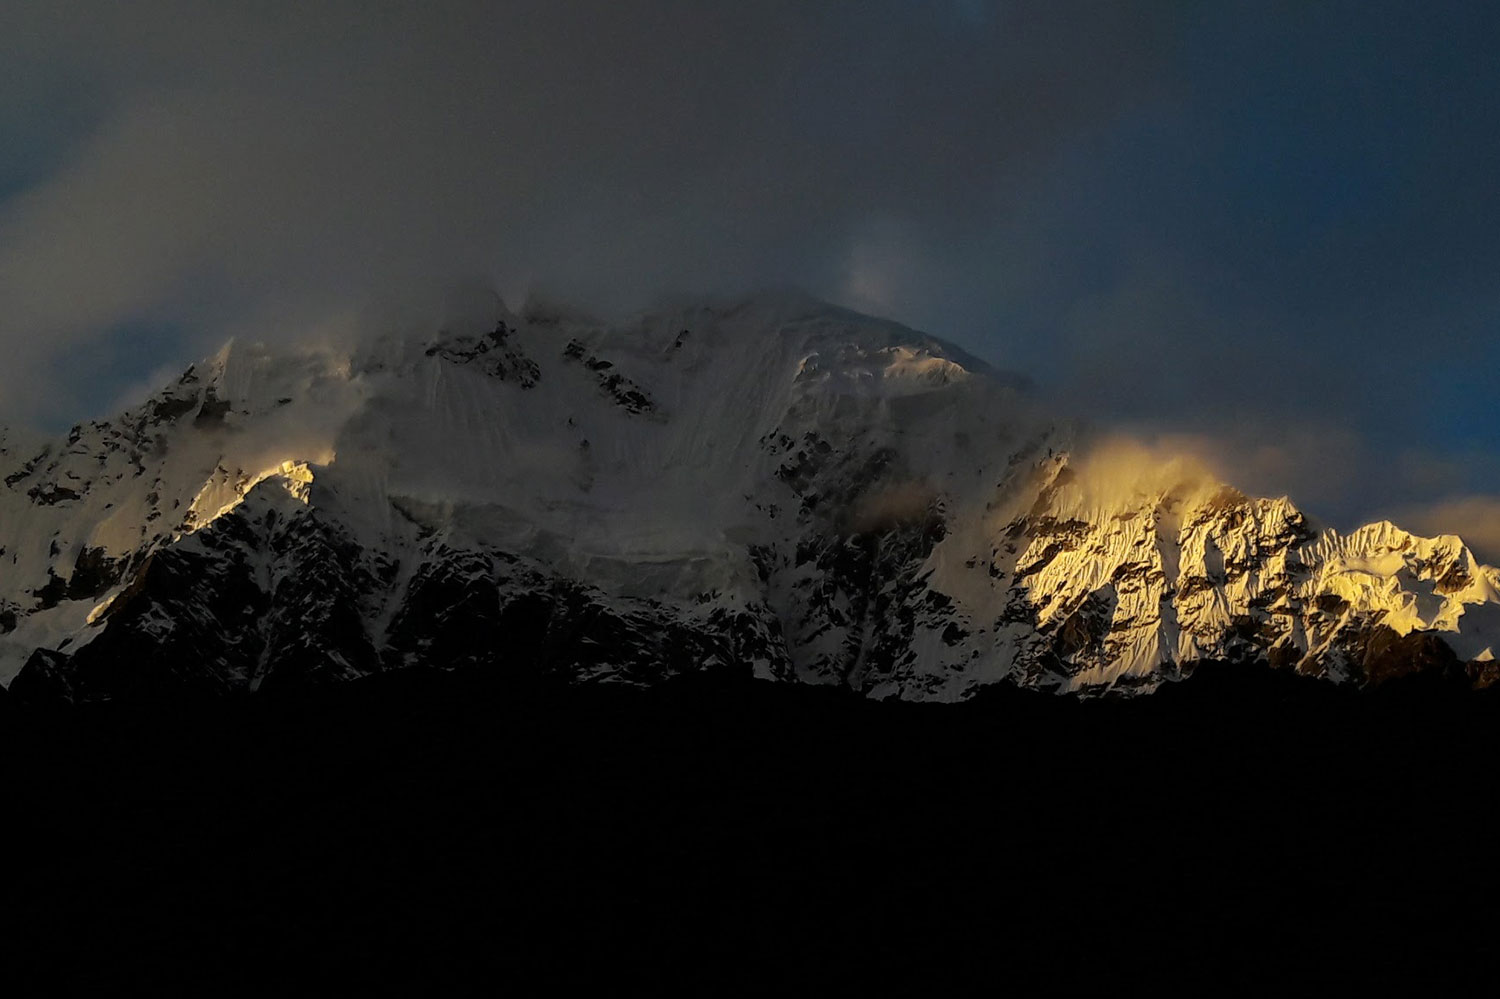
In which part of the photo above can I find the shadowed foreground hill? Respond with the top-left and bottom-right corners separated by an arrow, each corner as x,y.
2,662 -> 1497,990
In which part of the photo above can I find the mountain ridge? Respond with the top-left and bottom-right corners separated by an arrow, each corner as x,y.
2,292 -> 1496,700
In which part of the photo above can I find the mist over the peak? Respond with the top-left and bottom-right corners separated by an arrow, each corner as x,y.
0,1 -> 1166,420
1066,437 -> 1219,511
1,1 -> 1497,545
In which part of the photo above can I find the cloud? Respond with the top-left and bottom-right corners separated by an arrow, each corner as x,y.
850,480 -> 940,534
0,1 -> 1171,425
1069,435 -> 1217,508
1065,426 -> 1500,561
0,2 -> 1496,551
1391,496 -> 1500,566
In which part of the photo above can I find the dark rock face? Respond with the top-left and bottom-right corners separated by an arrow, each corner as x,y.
744,428 -> 969,697
149,394 -> 199,423
770,517 -> 950,690
7,649 -> 76,704
26,482 -> 81,506
254,510 -> 385,690
1050,589 -> 1117,662
560,339 -> 657,414
1355,627 -> 1462,687
426,322 -> 541,387
43,541 -> 268,700
194,386 -> 233,427
10,493 -> 795,705
383,550 -> 554,673
4,447 -> 50,488
66,546 -> 127,601
13,497 -> 380,700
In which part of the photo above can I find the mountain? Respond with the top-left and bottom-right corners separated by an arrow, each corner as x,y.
3,290 -> 1498,702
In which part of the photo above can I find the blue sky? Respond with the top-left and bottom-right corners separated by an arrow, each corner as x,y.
0,1 -> 1496,548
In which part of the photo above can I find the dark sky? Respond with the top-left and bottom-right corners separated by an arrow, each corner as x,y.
2,1 -> 1497,550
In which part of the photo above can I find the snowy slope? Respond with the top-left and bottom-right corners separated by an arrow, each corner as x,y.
3,291 -> 1497,701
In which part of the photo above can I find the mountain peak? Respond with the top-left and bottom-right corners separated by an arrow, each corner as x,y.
1,296 -> 1494,699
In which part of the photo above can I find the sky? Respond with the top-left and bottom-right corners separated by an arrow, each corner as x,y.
1,1 -> 1497,552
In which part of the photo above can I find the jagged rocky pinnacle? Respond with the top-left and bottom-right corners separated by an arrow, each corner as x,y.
2,292 -> 1496,702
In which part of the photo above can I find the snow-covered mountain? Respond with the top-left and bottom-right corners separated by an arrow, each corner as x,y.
3,291 -> 1498,702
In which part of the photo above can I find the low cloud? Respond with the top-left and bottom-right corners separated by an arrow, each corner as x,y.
850,480 -> 940,534
1069,428 -> 1500,560
1070,435 -> 1217,508
1069,424 -> 1369,518
0,0 -> 1171,426
1390,496 -> 1500,566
